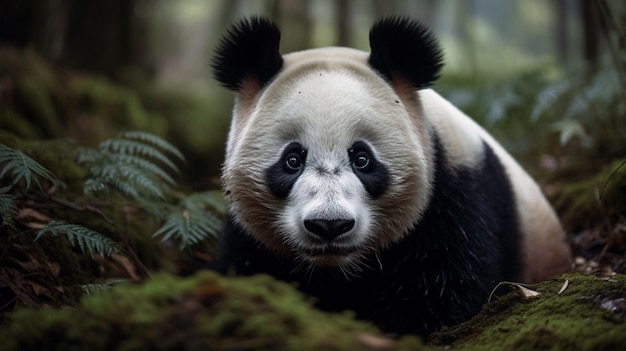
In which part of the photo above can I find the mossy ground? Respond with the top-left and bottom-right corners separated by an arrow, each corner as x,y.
2,272 -> 625,350
430,273 -> 626,350
0,271 -> 424,351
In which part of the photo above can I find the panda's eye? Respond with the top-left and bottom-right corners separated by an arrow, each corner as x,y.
286,153 -> 302,170
353,152 -> 370,170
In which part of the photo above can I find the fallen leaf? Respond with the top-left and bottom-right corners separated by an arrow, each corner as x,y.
514,284 -> 541,300
110,253 -> 140,281
558,279 -> 569,295
357,332 -> 396,350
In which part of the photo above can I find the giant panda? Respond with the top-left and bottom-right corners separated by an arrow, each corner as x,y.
211,16 -> 572,337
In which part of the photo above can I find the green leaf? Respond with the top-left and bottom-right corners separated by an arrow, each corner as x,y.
153,209 -> 221,249
180,191 -> 228,213
99,139 -> 181,174
36,220 -> 120,257
120,131 -> 186,163
531,79 -> 572,122
0,144 -> 62,191
81,279 -> 130,295
0,186 -> 17,229
551,119 -> 588,146
79,132 -> 185,200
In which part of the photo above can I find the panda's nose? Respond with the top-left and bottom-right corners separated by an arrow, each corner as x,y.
304,219 -> 355,242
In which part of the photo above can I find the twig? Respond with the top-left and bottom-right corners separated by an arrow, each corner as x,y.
27,191 -> 114,225
119,230 -> 152,279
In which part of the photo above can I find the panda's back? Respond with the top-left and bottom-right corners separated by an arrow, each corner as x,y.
419,88 -> 571,283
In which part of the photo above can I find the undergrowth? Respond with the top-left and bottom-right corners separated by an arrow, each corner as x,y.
0,131 -> 225,312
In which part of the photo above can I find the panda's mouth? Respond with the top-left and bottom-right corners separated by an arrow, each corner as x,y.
297,244 -> 359,257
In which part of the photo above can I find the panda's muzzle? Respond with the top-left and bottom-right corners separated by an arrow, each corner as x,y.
298,243 -> 359,257
304,219 -> 355,243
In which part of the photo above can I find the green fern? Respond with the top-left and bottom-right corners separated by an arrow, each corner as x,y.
35,220 -> 121,257
153,192 -> 224,249
117,131 -> 185,164
79,132 -> 185,200
81,279 -> 130,295
0,143 -> 62,191
531,78 -> 573,122
153,209 -> 221,249
0,186 -> 17,228
180,191 -> 228,214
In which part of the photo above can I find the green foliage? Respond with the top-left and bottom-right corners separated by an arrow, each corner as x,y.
79,131 -> 185,200
36,220 -> 121,257
0,142 -> 63,229
81,279 -> 130,295
0,186 -> 18,228
153,191 -> 225,249
0,132 -> 225,316
0,143 -> 63,190
76,131 -> 224,250
532,65 -> 623,147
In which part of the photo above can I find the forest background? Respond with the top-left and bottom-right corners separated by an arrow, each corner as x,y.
0,1 -> 625,349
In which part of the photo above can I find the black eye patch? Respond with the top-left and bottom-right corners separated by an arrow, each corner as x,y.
349,141 -> 389,198
266,142 -> 307,199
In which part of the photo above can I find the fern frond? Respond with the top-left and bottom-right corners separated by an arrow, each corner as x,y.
180,191 -> 228,213
0,144 -> 61,191
99,139 -> 181,174
531,79 -> 573,122
36,220 -> 120,257
587,68 -> 620,104
120,131 -> 186,163
551,119 -> 588,146
114,154 -> 176,184
81,279 -> 130,295
0,187 -> 17,228
153,209 -> 221,249
82,154 -> 168,200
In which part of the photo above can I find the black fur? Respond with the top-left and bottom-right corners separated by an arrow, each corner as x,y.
368,17 -> 444,89
349,141 -> 389,198
214,134 -> 521,337
266,142 -> 307,199
212,17 -> 283,91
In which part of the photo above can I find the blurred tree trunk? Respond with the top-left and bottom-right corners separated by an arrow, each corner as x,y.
273,0 -> 312,53
581,0 -> 601,68
0,0 -> 46,49
58,0 -> 149,77
372,0 -> 397,16
0,0 -> 150,79
336,0 -> 350,47
555,0 -> 570,64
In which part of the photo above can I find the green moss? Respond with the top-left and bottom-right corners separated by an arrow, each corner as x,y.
1,272 -> 426,351
8,271 -> 624,350
431,273 -> 626,350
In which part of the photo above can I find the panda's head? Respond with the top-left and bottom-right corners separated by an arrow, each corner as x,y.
213,17 -> 443,273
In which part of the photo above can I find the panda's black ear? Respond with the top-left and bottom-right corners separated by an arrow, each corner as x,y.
368,17 -> 443,89
212,17 -> 283,91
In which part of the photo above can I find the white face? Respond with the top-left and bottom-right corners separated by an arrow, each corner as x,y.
223,53 -> 433,274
